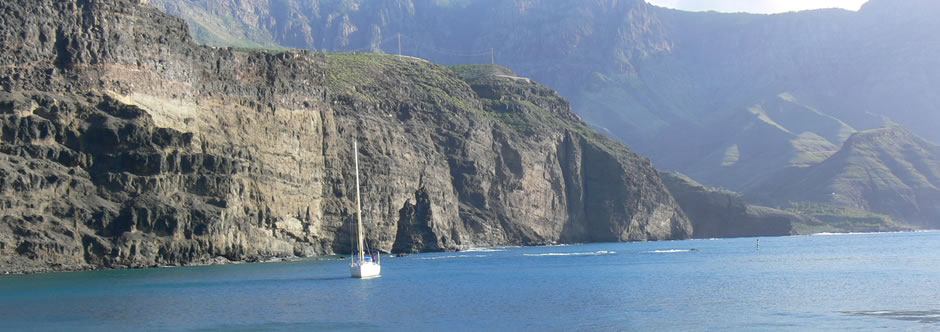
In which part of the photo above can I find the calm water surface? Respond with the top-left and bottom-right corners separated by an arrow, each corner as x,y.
2,231 -> 939,331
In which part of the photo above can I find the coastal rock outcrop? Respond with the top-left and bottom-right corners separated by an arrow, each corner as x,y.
0,0 -> 690,273
661,172 -> 795,238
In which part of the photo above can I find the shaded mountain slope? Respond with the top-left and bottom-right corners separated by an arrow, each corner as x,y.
750,126 -> 940,227
653,93 -> 854,190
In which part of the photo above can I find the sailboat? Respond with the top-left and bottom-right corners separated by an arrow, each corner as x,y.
350,141 -> 381,279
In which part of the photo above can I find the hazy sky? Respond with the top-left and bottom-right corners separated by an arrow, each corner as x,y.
646,0 -> 868,14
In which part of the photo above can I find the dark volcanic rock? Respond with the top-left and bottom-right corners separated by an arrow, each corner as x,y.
0,0 -> 690,273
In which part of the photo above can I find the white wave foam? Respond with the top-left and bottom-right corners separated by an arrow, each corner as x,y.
461,247 -> 505,253
418,254 -> 490,260
811,232 -> 876,236
810,230 -> 926,236
523,250 -> 615,257
644,249 -> 696,253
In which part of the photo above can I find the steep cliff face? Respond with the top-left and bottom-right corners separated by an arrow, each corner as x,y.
0,0 -> 690,273
660,172 -> 794,238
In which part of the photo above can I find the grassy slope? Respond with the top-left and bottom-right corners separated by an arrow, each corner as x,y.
324,58 -> 633,159
785,202 -> 912,234
449,64 -> 630,155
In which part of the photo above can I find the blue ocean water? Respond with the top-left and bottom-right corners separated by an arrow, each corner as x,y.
2,231 -> 939,331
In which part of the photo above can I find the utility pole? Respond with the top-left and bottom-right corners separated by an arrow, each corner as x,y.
398,33 -> 403,96
491,48 -> 495,65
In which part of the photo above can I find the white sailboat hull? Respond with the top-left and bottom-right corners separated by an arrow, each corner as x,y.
350,261 -> 382,278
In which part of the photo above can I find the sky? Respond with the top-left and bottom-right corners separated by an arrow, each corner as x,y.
645,0 -> 869,14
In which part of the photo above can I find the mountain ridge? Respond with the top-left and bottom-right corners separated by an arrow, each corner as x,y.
750,125 -> 940,227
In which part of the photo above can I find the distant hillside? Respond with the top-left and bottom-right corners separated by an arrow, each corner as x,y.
654,93 -> 854,190
750,125 -> 940,227
662,172 -> 913,236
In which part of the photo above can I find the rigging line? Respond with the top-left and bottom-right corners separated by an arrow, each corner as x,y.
407,46 -> 492,57
349,214 -> 355,261
407,45 -> 492,57
330,35 -> 402,53
399,34 -> 492,53
406,47 -> 492,57
325,34 -> 495,57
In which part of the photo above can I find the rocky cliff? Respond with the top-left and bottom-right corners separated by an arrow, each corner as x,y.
0,0 -> 691,273
660,172 -> 795,238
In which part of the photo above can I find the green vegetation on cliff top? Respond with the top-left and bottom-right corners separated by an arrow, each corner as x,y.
324,58 -> 634,159
785,201 -> 913,234
326,53 -> 478,114
449,64 -> 633,157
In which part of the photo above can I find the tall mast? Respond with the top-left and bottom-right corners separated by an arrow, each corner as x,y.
355,141 -> 364,263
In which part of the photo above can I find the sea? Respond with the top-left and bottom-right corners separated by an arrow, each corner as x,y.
2,231 -> 939,331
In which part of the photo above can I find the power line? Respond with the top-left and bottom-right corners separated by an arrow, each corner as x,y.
330,35 -> 401,53
325,34 -> 499,64
399,34 -> 492,57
